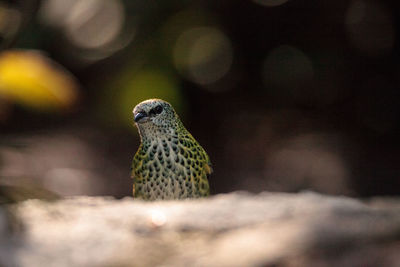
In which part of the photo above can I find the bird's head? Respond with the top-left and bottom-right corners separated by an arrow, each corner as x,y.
133,99 -> 180,137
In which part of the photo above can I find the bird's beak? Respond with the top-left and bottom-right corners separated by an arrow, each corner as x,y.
134,111 -> 148,123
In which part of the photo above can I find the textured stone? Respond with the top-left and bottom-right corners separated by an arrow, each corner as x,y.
1,192 -> 400,267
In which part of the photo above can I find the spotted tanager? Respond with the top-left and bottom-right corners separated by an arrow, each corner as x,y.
131,99 -> 212,200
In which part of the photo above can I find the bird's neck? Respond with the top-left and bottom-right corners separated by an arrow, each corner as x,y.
139,127 -> 180,144
138,120 -> 185,143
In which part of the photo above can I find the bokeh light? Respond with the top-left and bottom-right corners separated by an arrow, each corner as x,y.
65,0 -> 125,49
39,0 -> 131,63
39,0 -> 78,27
0,133 -> 112,196
162,9 -> 217,49
43,168 -> 93,196
264,134 -> 350,195
0,50 -> 79,112
345,0 -> 395,57
173,27 -> 233,86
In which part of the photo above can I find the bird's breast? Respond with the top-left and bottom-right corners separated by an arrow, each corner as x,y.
134,136 -> 208,200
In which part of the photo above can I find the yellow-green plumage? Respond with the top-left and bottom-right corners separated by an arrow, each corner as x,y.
131,99 -> 212,200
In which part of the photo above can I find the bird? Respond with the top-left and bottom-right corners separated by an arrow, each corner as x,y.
131,99 -> 212,200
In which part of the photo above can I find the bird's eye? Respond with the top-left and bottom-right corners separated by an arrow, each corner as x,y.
154,105 -> 163,114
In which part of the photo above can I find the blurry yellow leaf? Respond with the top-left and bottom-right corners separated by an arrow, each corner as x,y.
0,50 -> 79,112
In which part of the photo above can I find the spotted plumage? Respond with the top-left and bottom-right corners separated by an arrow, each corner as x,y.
131,99 -> 212,200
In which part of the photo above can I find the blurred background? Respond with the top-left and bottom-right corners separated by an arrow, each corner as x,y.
0,0 -> 399,198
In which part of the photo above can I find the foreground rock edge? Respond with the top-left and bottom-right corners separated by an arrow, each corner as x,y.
1,191 -> 399,267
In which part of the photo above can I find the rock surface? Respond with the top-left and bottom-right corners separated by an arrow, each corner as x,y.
1,192 -> 400,267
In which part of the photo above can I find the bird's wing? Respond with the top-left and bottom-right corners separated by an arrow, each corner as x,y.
131,164 -> 137,196
131,145 -> 143,197
186,132 -> 213,176
131,165 -> 145,198
204,160 -> 213,176
131,143 -> 150,198
131,143 -> 145,181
